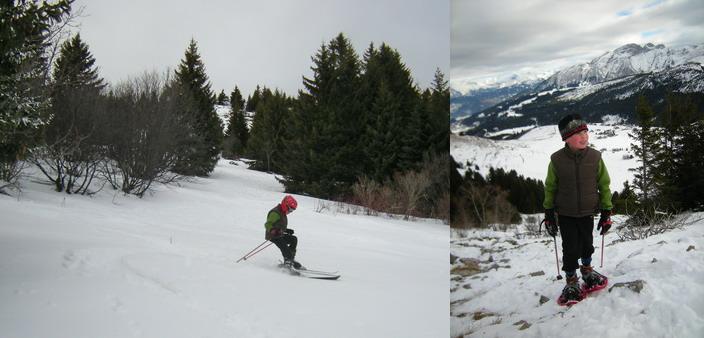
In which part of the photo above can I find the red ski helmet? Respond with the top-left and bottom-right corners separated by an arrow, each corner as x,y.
281,195 -> 298,213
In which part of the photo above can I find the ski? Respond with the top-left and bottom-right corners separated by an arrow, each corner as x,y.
278,262 -> 340,280
295,269 -> 341,280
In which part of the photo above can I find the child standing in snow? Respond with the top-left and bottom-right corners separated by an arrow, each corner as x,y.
543,114 -> 612,303
265,195 -> 303,269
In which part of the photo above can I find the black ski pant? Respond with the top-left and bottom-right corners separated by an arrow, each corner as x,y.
558,214 -> 594,274
270,234 -> 297,261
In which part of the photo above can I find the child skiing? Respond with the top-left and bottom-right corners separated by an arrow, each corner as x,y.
265,195 -> 303,269
543,114 -> 613,305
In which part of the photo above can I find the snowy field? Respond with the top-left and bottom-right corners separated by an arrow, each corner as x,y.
451,215 -> 704,338
0,160 -> 449,338
451,123 -> 638,193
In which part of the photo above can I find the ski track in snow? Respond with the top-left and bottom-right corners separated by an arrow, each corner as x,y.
0,159 -> 449,338
450,215 -> 704,338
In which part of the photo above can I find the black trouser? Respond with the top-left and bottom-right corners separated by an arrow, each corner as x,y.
270,234 -> 297,260
558,215 -> 594,274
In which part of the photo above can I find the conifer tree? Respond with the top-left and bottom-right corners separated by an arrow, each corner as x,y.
172,38 -> 223,176
223,86 -> 248,157
282,33 -> 363,197
612,181 -> 637,214
365,82 -> 400,182
216,90 -> 228,105
429,68 -> 450,154
245,85 -> 261,112
1,0 -> 73,189
359,43 -> 420,178
629,95 -> 661,208
34,33 -> 105,193
666,95 -> 704,210
247,88 -> 292,172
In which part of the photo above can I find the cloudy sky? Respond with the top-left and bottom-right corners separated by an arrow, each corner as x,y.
451,0 -> 704,91
72,0 -> 449,98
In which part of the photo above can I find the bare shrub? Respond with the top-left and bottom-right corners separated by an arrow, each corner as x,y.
0,159 -> 28,194
615,208 -> 702,242
314,199 -> 330,213
393,169 -> 432,220
351,176 -> 381,216
434,191 -> 451,224
101,71 -> 184,197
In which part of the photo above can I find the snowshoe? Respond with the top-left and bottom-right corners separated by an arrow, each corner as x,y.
557,275 -> 586,306
580,265 -> 608,293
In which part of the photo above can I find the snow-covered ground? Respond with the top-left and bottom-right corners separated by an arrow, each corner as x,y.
451,215 -> 704,338
0,160 -> 449,338
451,123 -> 638,193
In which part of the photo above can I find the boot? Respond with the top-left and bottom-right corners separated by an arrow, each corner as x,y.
284,258 -> 302,269
580,265 -> 605,289
560,275 -> 582,302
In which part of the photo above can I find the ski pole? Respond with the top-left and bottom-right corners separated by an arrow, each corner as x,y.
600,234 -> 604,268
237,240 -> 272,262
553,236 -> 562,280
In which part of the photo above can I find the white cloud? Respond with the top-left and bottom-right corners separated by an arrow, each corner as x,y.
451,0 -> 704,85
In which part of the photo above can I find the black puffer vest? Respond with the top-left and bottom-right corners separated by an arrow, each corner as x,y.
551,146 -> 601,217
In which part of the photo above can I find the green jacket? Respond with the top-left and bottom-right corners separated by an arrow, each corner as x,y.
264,205 -> 287,239
543,145 -> 612,217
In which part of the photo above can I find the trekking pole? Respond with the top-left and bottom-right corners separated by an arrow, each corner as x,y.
237,240 -> 273,263
553,236 -> 562,280
600,234 -> 605,268
541,219 -> 562,280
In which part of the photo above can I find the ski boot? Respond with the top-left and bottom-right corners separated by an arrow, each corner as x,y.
284,258 -> 303,270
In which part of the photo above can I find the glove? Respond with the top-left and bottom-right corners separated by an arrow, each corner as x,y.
597,210 -> 612,235
544,209 -> 557,237
269,228 -> 283,238
284,228 -> 294,235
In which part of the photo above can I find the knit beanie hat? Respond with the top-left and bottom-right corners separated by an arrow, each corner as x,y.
558,114 -> 588,141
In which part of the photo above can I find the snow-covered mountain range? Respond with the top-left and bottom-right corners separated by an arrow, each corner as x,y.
452,43 -> 704,134
536,43 -> 704,90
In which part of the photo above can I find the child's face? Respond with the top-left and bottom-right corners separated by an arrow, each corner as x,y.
565,130 -> 589,150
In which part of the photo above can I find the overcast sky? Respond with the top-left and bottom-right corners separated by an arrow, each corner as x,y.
72,0 -> 449,98
451,0 -> 704,90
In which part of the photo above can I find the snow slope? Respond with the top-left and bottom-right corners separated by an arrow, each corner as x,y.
0,160 -> 449,338
450,215 -> 704,338
451,123 -> 638,192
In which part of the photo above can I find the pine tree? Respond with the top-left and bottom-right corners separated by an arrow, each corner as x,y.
0,0 -> 73,189
667,94 -> 704,210
223,86 -> 247,157
282,33 -> 363,197
364,81 -> 400,182
34,33 -> 105,193
359,43 -> 420,178
429,68 -> 450,154
247,88 -> 292,172
629,95 -> 662,208
216,90 -> 228,105
612,181 -> 637,214
245,85 -> 261,112
172,38 -> 223,176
